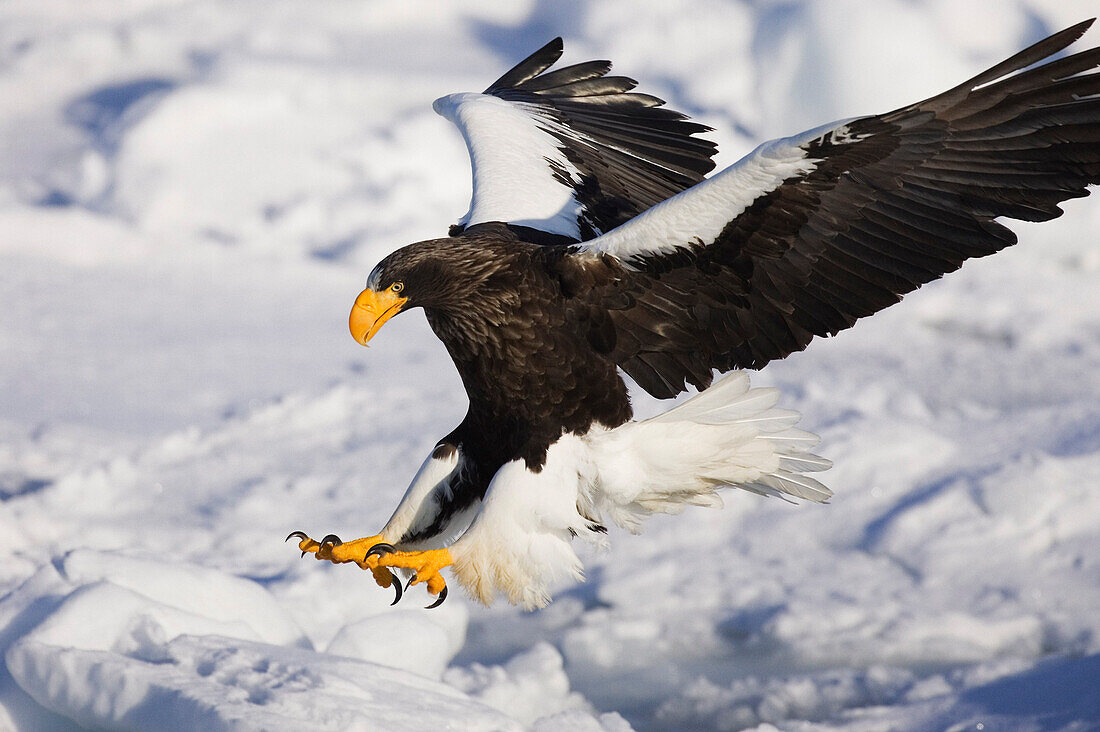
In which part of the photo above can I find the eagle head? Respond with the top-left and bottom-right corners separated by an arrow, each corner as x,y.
349,238 -> 516,346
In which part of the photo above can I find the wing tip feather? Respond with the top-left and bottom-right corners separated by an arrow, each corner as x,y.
484,37 -> 565,93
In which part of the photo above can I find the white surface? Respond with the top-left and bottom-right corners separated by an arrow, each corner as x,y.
1,1 -> 1099,730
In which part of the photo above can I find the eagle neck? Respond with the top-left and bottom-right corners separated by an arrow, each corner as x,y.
426,300 -> 632,472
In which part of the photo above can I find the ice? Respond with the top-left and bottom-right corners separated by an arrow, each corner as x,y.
2,0 -> 1100,729
445,643 -> 592,725
325,608 -> 466,679
0,553 -> 522,729
8,634 -> 521,732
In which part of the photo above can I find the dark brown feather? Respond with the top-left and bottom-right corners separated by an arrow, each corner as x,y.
563,22 -> 1100,398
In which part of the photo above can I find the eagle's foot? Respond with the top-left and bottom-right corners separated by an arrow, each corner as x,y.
286,531 -> 387,564
286,531 -> 404,605
365,542 -> 452,609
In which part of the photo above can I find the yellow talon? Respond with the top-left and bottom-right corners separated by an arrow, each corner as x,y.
369,566 -> 395,587
292,533 -> 385,563
288,531 -> 392,584
288,532 -> 452,606
368,547 -> 453,597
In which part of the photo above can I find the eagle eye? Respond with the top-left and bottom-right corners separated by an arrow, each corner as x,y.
391,281 -> 405,293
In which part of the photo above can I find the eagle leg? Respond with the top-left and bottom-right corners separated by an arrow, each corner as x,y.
364,543 -> 453,609
286,531 -> 402,603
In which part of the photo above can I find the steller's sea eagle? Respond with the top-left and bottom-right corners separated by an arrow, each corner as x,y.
290,22 -> 1100,609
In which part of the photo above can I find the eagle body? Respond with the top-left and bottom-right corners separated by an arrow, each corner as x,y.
294,22 -> 1100,609
376,229 -> 634,470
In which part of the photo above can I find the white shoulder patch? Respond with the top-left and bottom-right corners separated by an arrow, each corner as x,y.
579,118 -> 863,266
434,93 -> 583,239
381,444 -> 466,547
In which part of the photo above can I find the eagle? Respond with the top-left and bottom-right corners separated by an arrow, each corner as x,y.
290,22 -> 1100,610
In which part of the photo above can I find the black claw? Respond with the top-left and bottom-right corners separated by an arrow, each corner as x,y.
389,570 -> 403,606
426,585 -> 448,609
364,542 -> 397,560
288,531 -> 311,559
316,534 -> 342,559
402,570 -> 447,608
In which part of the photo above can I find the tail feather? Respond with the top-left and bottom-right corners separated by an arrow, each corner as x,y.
758,428 -> 822,447
587,372 -> 832,530
779,452 -> 833,473
688,405 -> 802,429
753,470 -> 833,503
653,376 -> 775,423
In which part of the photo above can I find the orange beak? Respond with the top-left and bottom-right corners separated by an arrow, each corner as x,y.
349,288 -> 408,345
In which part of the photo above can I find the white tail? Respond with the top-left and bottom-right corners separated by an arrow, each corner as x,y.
583,372 -> 831,532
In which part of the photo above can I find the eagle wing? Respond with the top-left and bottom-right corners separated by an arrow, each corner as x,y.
560,20 -> 1100,398
434,38 -> 718,243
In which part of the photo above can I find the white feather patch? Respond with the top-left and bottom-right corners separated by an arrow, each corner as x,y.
448,434 -> 596,610
381,446 -> 475,550
579,118 -> 862,266
586,371 -> 832,529
445,373 -> 832,608
433,92 -> 582,238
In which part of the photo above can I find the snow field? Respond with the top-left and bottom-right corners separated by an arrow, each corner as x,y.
1,0 -> 1099,729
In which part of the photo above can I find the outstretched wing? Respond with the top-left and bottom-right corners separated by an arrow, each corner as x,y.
561,21 -> 1100,398
435,38 -> 718,243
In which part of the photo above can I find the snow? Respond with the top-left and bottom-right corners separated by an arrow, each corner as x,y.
1,1 -> 1099,729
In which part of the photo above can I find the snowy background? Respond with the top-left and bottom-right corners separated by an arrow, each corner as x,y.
2,0 -> 1099,729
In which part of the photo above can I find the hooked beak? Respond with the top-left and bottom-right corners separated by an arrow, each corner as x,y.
349,288 -> 408,345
